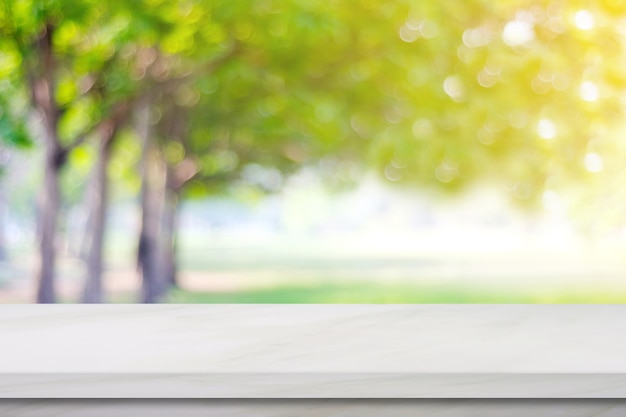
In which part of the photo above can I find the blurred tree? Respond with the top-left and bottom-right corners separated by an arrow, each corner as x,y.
0,0 -> 139,302
103,0 -> 626,293
80,102 -> 130,302
130,0 -> 370,301
126,0 -> 626,301
78,5 -> 164,303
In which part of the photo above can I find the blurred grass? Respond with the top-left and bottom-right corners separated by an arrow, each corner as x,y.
168,243 -> 626,303
165,281 -> 626,304
4,235 -> 626,303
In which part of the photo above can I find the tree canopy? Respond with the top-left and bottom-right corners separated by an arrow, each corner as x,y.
1,0 -> 626,301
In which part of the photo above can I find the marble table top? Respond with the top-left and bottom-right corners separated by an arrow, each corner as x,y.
0,305 -> 625,397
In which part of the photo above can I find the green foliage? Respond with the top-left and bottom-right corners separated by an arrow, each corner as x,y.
2,0 -> 626,218
340,0 -> 626,210
0,110 -> 31,149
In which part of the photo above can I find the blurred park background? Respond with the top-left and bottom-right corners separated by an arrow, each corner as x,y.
1,0 -> 626,303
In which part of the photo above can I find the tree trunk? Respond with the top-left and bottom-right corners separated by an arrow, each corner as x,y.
36,144 -> 62,303
161,181 -> 179,290
81,123 -> 116,303
159,102 -> 195,291
136,95 -> 165,303
32,23 -> 63,303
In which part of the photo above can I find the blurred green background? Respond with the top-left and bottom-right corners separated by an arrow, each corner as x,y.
1,0 -> 626,303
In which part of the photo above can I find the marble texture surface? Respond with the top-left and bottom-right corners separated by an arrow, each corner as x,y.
1,305 -> 625,397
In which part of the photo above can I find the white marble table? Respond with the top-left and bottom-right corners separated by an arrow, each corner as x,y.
1,305 -> 625,398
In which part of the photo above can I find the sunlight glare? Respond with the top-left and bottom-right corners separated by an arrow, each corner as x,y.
502,20 -> 535,47
579,81 -> 599,102
584,152 -> 603,172
537,118 -> 556,139
574,10 -> 595,30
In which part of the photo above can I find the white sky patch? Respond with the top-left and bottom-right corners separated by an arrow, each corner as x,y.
579,81 -> 599,102
537,118 -> 556,139
584,152 -> 604,172
502,20 -> 535,47
574,10 -> 595,30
